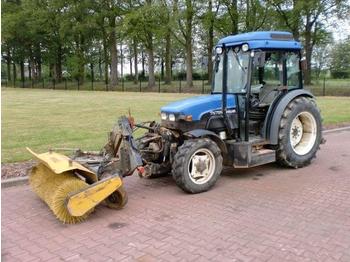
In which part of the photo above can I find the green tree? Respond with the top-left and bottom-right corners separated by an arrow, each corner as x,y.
272,0 -> 350,84
124,0 -> 165,88
60,0 -> 97,83
201,0 -> 220,83
172,0 -> 197,88
330,37 -> 350,78
2,0 -> 31,85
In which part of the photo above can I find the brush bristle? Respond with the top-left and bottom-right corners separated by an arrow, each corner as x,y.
29,163 -> 93,224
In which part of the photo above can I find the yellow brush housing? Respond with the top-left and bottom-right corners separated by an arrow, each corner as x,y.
28,148 -> 127,224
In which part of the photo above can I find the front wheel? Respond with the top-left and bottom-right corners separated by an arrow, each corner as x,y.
276,96 -> 322,168
172,138 -> 223,193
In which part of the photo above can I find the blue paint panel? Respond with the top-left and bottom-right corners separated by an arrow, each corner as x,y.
217,31 -> 302,50
161,94 -> 236,121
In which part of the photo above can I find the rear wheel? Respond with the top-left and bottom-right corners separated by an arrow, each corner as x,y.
276,96 -> 322,168
172,138 -> 223,193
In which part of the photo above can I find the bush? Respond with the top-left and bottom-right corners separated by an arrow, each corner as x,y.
330,71 -> 350,79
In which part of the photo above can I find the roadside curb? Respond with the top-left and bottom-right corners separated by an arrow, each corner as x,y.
2,176 -> 29,188
323,126 -> 350,134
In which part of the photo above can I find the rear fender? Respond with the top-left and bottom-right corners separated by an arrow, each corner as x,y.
263,89 -> 314,145
184,129 -> 227,154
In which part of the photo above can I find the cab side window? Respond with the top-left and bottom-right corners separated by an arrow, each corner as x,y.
286,53 -> 300,89
252,51 -> 300,89
252,52 -> 283,87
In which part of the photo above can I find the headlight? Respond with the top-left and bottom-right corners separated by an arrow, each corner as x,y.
215,46 -> 223,55
242,43 -> 249,52
168,114 -> 176,121
161,112 -> 167,120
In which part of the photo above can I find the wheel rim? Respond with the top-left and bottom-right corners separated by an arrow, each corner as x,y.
187,148 -> 216,185
290,111 -> 317,156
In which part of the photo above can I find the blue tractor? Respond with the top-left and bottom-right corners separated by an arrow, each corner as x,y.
27,31 -> 324,223
136,31 -> 322,193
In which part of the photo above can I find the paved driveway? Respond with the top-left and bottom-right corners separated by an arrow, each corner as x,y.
2,130 -> 350,262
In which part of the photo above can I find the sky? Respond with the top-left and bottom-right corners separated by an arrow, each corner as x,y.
331,19 -> 350,42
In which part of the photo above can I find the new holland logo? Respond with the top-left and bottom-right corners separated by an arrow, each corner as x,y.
210,109 -> 236,116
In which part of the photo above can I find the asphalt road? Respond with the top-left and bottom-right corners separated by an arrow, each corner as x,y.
2,129 -> 350,262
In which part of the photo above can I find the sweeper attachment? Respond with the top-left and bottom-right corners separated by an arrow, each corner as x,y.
28,116 -> 142,224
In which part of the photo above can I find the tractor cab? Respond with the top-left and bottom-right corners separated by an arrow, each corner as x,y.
213,31 -> 303,143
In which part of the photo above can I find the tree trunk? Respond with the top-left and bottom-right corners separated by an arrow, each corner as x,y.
53,63 -> 57,81
129,47 -> 133,77
76,35 -> 85,84
31,59 -> 36,80
90,63 -> 94,81
207,0 -> 214,83
133,39 -> 138,83
291,0 -> 300,41
141,49 -> 145,78
147,41 -> 156,88
6,48 -> 11,81
13,63 -> 16,84
103,38 -> 109,85
229,0 -> 238,34
185,40 -> 193,88
304,24 -> 312,85
35,47 -> 42,80
56,45 -> 63,82
110,17 -> 118,89
246,0 -> 250,31
171,55 -> 173,78
165,31 -> 172,84
37,60 -> 42,80
120,43 -> 124,80
49,63 -> 53,78
20,61 -> 25,87
28,61 -> 32,80
185,0 -> 193,88
98,48 -> 103,80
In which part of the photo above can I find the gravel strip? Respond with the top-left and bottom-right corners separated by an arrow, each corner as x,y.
1,160 -> 36,179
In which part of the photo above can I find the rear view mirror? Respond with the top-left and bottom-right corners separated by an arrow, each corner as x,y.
254,52 -> 266,67
300,57 -> 307,71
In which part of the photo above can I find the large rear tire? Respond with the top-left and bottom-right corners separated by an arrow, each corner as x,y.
276,96 -> 322,168
172,138 -> 223,193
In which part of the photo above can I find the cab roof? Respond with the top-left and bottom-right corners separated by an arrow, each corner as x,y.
217,31 -> 302,50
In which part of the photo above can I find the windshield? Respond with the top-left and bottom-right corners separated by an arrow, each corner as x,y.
213,49 -> 250,93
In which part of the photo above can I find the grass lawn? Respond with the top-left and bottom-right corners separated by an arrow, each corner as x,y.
2,88 -> 350,163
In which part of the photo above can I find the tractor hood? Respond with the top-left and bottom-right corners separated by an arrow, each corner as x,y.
161,94 -> 236,121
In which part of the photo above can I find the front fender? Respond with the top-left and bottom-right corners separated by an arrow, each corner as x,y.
263,89 -> 314,145
184,129 -> 227,154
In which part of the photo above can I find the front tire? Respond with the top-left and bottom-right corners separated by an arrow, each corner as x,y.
276,96 -> 322,168
172,138 -> 223,193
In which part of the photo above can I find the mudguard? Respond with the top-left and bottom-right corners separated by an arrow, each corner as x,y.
184,129 -> 227,154
263,89 -> 314,145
